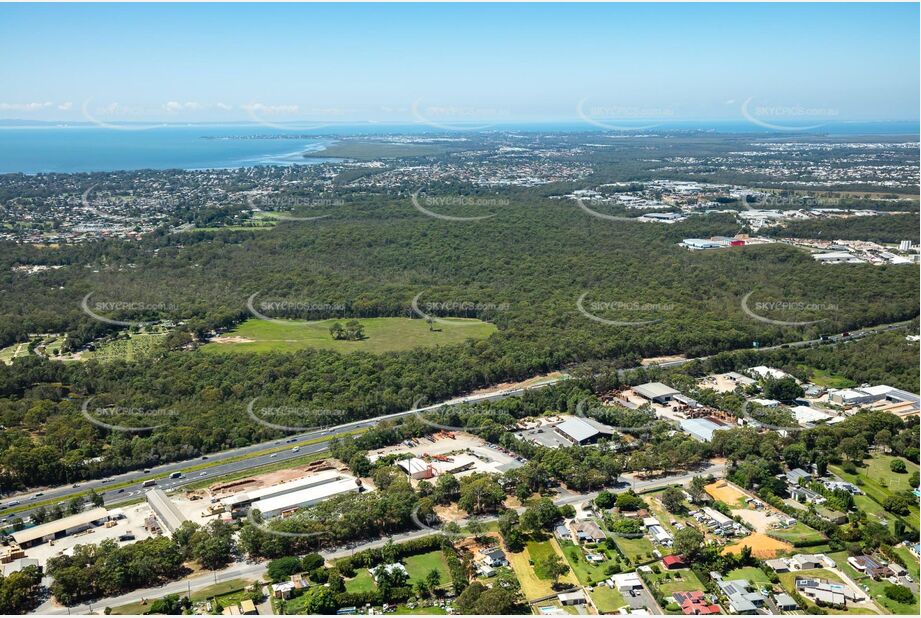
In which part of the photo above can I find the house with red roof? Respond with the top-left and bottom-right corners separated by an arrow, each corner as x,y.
673,591 -> 721,615
662,554 -> 687,569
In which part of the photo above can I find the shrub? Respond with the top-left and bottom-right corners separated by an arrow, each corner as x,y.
884,585 -> 915,604
889,459 -> 907,474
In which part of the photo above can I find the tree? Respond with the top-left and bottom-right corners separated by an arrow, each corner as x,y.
329,322 -> 345,340
889,458 -> 907,474
595,490 -> 616,509
884,585 -> 914,604
458,475 -> 505,515
521,498 -> 562,532
537,553 -> 570,588
672,527 -> 704,559
467,516 -> 486,541
433,474 -> 460,504
875,429 -> 892,452
687,476 -> 707,503
660,487 -> 685,514
883,493 -> 913,516
615,491 -> 646,512
425,569 -> 441,592
763,377 -> 804,402
839,436 -> 868,463
267,556 -> 302,582
301,585 -> 337,614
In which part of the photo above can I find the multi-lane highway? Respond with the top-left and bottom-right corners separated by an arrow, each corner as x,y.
2,318 -> 912,523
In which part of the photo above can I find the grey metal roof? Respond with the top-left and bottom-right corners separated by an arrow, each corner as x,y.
634,382 -> 680,400
555,417 -> 601,443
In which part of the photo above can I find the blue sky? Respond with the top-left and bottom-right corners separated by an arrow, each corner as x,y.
1,2 -> 918,123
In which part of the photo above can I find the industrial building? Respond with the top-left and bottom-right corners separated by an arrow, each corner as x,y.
396,457 -> 434,479
223,469 -> 344,511
146,488 -> 187,534
681,238 -> 725,250
633,382 -> 681,404
249,476 -> 363,519
680,417 -> 727,442
553,417 -> 615,445
10,507 -> 111,549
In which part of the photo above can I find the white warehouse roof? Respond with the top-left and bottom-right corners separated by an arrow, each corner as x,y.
250,477 -> 362,517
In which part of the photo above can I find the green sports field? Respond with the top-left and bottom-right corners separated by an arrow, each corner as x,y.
202,316 -> 497,354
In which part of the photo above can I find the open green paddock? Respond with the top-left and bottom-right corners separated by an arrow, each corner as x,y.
202,316 -> 497,355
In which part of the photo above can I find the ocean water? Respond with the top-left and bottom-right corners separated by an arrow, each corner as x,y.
0,121 -> 916,174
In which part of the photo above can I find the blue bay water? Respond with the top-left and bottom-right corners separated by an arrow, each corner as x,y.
0,121 -> 916,174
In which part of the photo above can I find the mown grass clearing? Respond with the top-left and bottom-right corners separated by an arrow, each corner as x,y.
202,316 -> 496,355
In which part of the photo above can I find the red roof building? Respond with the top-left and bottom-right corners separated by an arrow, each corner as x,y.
673,591 -> 721,615
663,554 -> 687,569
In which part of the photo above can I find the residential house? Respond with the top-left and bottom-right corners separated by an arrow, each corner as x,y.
673,591 -> 720,616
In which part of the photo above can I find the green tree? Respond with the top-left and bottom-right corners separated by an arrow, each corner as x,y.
537,553 -> 570,588
672,527 -> 704,559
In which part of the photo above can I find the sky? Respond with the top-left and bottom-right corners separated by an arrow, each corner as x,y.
1,2 -> 919,124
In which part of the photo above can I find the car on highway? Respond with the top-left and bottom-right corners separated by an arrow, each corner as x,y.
291,446 -> 300,452
269,453 -> 278,458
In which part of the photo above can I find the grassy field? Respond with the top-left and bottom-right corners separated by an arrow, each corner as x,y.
768,521 -> 826,545
589,585 -> 628,614
612,535 -> 656,565
830,455 -> 920,523
0,341 -> 28,364
344,568 -> 376,593
805,367 -> 857,389
559,540 -> 616,586
202,316 -> 497,355
404,549 -> 452,589
109,579 -> 252,615
648,569 -> 706,596
82,331 -> 167,362
829,551 -> 919,616
725,566 -> 773,587
394,605 -> 447,615
506,539 -> 578,600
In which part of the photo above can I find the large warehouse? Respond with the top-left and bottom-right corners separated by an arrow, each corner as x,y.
11,507 -> 111,549
633,382 -> 681,404
146,488 -> 187,534
249,477 -> 364,519
554,417 -> 615,445
223,469 -> 346,512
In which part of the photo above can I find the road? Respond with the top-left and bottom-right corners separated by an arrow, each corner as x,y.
33,462 -> 723,615
2,317 -> 911,522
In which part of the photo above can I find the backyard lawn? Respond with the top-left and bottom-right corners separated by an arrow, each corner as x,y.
613,535 -> 656,565
830,455 -> 919,522
725,566 -> 773,587
589,585 -> 628,613
344,568 -> 376,593
559,540 -> 619,585
506,539 -> 578,600
404,550 -> 452,589
648,569 -> 706,596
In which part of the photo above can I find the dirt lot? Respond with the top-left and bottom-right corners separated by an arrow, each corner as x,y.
722,532 -> 793,559
705,480 -> 748,506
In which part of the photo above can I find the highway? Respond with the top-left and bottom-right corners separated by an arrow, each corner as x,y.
32,461 -> 725,615
2,317 -> 912,523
